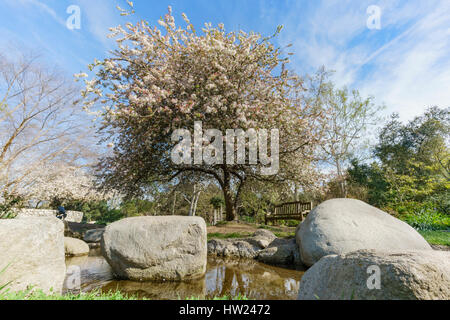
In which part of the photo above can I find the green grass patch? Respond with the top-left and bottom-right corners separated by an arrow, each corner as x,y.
0,288 -> 141,300
419,230 -> 450,246
207,232 -> 252,240
257,225 -> 284,232
273,231 -> 295,238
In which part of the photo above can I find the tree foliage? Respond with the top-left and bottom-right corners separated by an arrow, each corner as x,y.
348,107 -> 449,215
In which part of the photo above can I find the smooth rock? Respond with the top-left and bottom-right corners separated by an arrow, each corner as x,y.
298,249 -> 450,300
248,229 -> 277,249
297,199 -> 432,266
101,216 -> 207,281
64,237 -> 89,256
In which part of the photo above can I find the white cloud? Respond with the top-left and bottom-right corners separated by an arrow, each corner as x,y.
4,0 -> 66,27
275,0 -> 450,121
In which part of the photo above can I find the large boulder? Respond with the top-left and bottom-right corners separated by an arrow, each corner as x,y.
64,237 -> 89,256
0,217 -> 66,294
101,216 -> 207,281
207,238 -> 260,259
297,199 -> 432,266
298,250 -> 450,300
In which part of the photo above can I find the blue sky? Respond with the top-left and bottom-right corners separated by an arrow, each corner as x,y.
1,0 -> 449,121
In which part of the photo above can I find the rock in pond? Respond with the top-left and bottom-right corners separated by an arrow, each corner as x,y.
257,238 -> 303,266
0,217 -> 66,294
297,198 -> 432,266
64,237 -> 90,257
84,228 -> 105,243
208,238 -> 261,259
298,249 -> 450,300
101,216 -> 207,281
207,229 -> 277,259
64,221 -> 105,240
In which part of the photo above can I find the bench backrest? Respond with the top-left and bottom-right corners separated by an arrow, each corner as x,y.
273,201 -> 313,216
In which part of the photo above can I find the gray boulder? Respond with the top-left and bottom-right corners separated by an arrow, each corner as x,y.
64,237 -> 89,256
207,238 -> 260,259
0,217 -> 66,294
248,229 -> 276,249
207,230 -> 277,259
257,238 -> 303,266
297,199 -> 432,266
298,250 -> 450,300
83,228 -> 105,243
101,216 -> 207,281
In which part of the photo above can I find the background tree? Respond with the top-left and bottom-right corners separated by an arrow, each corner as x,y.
306,70 -> 382,197
348,107 -> 449,214
16,162 -> 111,208
0,51 -> 99,213
81,7 -> 328,221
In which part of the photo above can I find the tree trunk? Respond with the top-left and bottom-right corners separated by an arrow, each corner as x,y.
336,160 -> 347,198
222,168 -> 239,221
223,184 -> 237,221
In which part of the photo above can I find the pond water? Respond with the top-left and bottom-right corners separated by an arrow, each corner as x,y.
64,249 -> 305,300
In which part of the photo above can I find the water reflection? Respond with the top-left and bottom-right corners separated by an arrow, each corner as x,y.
65,250 -> 305,300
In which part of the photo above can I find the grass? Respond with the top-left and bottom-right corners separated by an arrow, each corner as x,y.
0,288 -> 248,300
207,232 -> 252,240
419,230 -> 450,246
0,288 -> 141,300
273,231 -> 295,238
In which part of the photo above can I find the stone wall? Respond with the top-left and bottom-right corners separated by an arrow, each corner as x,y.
15,209 -> 83,223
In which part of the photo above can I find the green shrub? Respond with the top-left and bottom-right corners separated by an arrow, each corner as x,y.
240,215 -> 256,223
402,208 -> 450,231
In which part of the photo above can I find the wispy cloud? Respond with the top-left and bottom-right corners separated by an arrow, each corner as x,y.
272,0 -> 450,121
5,0 -> 67,27
76,0 -> 124,49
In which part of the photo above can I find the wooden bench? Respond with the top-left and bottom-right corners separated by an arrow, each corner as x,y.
264,201 -> 313,225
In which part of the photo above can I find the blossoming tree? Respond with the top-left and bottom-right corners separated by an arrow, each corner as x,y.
80,6 -> 328,220
16,163 -> 111,207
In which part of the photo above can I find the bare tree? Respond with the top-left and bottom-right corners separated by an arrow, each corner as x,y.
305,70 -> 383,197
0,51 -> 98,203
